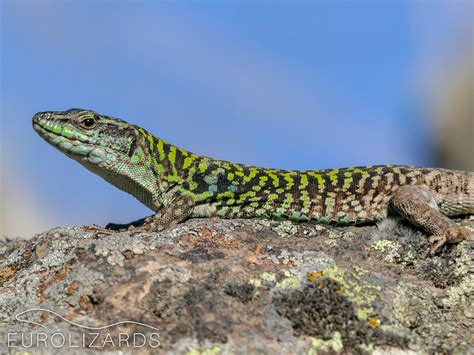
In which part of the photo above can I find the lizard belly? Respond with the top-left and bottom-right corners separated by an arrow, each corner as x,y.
192,195 -> 389,225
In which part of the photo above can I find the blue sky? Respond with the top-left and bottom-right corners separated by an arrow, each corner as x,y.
1,1 -> 472,236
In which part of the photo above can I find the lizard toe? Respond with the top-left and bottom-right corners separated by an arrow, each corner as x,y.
87,224 -> 113,236
428,235 -> 447,255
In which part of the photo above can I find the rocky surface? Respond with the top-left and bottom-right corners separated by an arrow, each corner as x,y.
0,216 -> 473,354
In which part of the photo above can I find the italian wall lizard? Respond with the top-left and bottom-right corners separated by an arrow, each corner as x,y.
32,109 -> 474,252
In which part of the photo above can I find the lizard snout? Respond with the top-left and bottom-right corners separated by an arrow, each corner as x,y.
32,112 -> 50,126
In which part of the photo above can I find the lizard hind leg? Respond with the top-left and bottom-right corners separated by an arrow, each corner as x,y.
389,185 -> 469,253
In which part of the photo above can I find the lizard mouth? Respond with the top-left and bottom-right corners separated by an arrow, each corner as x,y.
33,114 -> 116,165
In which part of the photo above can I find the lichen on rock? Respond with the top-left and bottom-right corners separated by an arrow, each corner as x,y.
0,217 -> 472,353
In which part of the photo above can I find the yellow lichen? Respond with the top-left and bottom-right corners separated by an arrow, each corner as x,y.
249,271 -> 301,290
444,274 -> 474,309
371,239 -> 395,252
322,265 -> 380,321
260,272 -> 276,282
308,332 -> 343,354
187,346 -> 221,355
276,270 -> 301,289
367,317 -> 381,329
307,271 -> 324,283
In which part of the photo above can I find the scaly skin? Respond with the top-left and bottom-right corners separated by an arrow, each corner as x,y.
32,109 -> 474,252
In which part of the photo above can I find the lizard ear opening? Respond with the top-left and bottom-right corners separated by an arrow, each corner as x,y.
128,136 -> 139,157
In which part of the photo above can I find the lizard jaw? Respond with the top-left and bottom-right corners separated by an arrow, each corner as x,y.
33,117 -> 117,166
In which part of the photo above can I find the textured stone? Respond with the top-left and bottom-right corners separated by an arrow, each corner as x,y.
0,217 -> 472,354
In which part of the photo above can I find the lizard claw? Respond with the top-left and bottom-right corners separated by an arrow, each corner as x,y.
428,235 -> 447,254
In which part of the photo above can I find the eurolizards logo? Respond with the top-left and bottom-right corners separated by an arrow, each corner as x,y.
5,308 -> 160,350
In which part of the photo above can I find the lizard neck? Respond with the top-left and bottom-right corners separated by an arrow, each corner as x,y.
133,127 -> 226,207
78,126 -> 191,211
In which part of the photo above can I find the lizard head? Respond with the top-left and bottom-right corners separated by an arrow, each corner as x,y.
32,108 -> 140,168
33,108 -> 166,210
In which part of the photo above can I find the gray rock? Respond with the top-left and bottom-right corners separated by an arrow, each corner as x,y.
0,218 -> 472,354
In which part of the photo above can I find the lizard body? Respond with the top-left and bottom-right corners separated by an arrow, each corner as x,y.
33,109 -> 473,251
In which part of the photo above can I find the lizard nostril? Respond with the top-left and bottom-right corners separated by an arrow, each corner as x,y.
32,112 -> 48,125
32,114 -> 43,126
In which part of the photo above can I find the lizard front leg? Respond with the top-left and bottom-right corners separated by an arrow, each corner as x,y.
389,185 -> 470,253
105,190 -> 195,232
139,193 -> 196,232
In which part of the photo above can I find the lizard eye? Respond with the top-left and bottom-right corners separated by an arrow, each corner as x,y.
80,117 -> 97,129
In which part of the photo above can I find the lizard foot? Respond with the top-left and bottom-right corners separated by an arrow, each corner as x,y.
106,215 -> 172,233
86,224 -> 114,236
138,216 -> 173,233
428,226 -> 470,254
131,197 -> 195,233
428,235 -> 448,254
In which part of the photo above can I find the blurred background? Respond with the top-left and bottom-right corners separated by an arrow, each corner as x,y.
1,1 -> 473,238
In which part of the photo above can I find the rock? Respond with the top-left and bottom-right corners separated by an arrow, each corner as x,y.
0,217 -> 473,354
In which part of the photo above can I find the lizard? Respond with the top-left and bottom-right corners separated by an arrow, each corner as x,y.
32,108 -> 474,253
